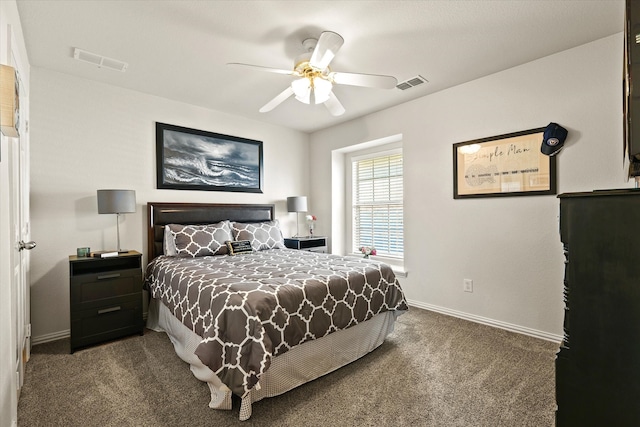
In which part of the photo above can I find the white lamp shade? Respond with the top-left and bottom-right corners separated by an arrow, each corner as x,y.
313,77 -> 332,104
287,196 -> 308,213
291,78 -> 311,104
97,189 -> 136,214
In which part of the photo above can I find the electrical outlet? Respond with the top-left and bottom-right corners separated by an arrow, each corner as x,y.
463,279 -> 473,293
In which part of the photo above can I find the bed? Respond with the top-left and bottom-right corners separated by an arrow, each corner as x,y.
144,202 -> 408,420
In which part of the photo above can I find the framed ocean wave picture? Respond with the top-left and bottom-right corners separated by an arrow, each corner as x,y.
156,122 -> 263,193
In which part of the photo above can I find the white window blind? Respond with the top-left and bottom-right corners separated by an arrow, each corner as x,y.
352,152 -> 403,258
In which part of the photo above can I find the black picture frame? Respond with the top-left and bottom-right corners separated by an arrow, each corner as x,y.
453,127 -> 557,199
156,122 -> 263,193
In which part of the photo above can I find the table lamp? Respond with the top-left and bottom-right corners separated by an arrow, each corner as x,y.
97,189 -> 136,253
287,196 -> 307,237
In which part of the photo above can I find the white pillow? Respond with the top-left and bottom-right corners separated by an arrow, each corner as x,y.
163,225 -> 178,256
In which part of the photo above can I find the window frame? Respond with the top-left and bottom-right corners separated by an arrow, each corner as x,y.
347,146 -> 404,263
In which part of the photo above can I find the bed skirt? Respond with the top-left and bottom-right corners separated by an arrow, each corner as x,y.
147,297 -> 398,421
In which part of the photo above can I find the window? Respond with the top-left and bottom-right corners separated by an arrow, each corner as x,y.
351,150 -> 403,258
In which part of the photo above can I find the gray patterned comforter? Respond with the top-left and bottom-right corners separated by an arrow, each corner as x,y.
144,249 -> 408,397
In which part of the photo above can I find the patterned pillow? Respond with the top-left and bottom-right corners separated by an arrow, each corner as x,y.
166,221 -> 232,257
231,220 -> 285,251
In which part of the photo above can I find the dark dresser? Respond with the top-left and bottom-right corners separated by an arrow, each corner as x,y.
556,190 -> 640,426
69,250 -> 143,353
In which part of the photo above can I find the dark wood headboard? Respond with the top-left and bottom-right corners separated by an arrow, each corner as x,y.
147,202 -> 276,261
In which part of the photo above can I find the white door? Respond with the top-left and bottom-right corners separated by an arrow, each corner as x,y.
11,65 -> 32,394
0,22 -> 32,427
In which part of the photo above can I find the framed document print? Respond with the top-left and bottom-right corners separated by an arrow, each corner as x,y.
453,128 -> 556,199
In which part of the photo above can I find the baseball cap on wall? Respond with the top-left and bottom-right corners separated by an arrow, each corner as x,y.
541,122 -> 568,156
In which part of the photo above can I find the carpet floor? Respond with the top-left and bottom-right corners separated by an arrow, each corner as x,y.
17,307 -> 558,427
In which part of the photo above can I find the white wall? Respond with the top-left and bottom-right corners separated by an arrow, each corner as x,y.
310,34 -> 628,340
28,69 -> 309,342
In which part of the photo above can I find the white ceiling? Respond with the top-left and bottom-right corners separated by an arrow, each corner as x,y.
16,0 -> 624,133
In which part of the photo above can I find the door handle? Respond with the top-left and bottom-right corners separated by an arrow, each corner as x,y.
18,240 -> 36,251
97,306 -> 121,315
97,273 -> 121,280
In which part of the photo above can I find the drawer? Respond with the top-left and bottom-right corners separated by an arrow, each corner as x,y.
556,355 -> 640,425
70,269 -> 142,310
70,299 -> 143,352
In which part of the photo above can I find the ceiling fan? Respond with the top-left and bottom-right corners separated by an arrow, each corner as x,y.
228,31 -> 398,116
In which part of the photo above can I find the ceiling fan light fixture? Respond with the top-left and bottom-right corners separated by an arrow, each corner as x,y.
313,77 -> 332,104
238,31 -> 395,115
295,93 -> 311,104
291,77 -> 311,103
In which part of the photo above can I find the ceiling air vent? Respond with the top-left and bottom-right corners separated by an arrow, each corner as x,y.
73,48 -> 128,72
396,75 -> 428,90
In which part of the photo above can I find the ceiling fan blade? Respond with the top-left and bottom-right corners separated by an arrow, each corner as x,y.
259,86 -> 294,113
331,71 -> 398,89
324,92 -> 345,117
309,31 -> 344,70
227,63 -> 294,76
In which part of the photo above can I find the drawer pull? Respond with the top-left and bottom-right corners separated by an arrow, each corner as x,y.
97,273 -> 121,280
97,306 -> 121,315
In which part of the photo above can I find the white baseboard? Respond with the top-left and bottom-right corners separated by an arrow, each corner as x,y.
31,307 -> 561,346
392,268 -> 408,278
32,312 -> 149,346
31,329 -> 70,346
407,299 -> 563,343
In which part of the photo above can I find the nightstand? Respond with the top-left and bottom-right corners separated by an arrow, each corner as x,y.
284,237 -> 327,253
69,250 -> 143,353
